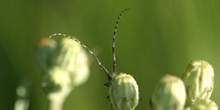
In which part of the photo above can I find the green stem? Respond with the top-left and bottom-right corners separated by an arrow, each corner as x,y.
48,97 -> 64,110
47,87 -> 73,110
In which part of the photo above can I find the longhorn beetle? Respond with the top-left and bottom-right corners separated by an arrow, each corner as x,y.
49,9 -> 139,110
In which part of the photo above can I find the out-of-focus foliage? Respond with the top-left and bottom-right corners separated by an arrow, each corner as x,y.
0,0 -> 220,110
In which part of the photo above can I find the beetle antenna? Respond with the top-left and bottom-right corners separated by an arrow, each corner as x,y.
112,9 -> 130,75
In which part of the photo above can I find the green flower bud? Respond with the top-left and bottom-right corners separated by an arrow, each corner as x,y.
182,60 -> 214,104
109,73 -> 139,110
151,74 -> 186,110
53,37 -> 89,87
190,99 -> 218,110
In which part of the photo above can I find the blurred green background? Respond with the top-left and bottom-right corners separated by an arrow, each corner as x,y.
0,0 -> 220,110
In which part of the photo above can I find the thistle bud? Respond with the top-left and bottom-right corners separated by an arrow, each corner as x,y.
151,74 -> 186,110
182,60 -> 214,104
190,99 -> 218,110
109,73 -> 139,110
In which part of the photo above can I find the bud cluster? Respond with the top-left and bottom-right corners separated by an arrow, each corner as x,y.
150,60 -> 218,110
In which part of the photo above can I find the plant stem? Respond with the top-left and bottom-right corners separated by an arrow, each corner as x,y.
47,87 -> 73,110
48,97 -> 64,110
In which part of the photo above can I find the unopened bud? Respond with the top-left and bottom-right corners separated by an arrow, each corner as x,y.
151,74 -> 186,110
182,60 -> 214,104
109,73 -> 139,110
190,99 -> 218,110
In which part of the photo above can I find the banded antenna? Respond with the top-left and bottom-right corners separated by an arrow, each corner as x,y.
48,9 -> 129,81
112,9 -> 130,75
49,33 -> 111,79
